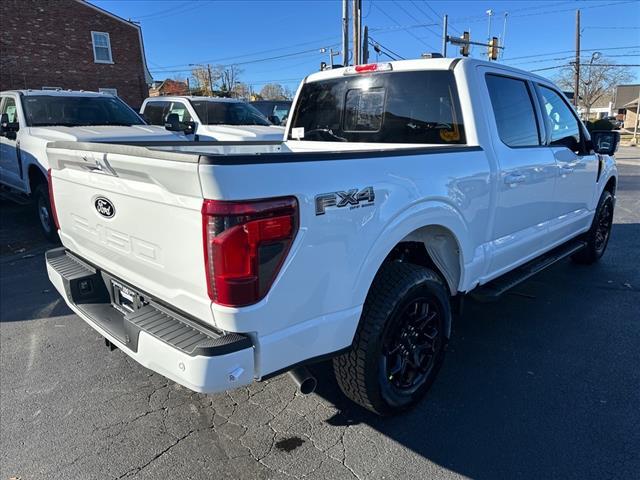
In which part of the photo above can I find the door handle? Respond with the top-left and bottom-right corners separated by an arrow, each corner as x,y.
504,173 -> 526,185
560,163 -> 575,175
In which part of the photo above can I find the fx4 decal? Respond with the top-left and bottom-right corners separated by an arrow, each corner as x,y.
315,187 -> 375,215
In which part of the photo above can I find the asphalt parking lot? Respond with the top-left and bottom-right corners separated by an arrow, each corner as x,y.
1,147 -> 639,480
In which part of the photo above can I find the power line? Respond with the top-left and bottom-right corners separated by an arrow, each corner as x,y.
508,53 -> 640,67
370,23 -> 439,33
133,1 -> 215,22
504,45 -> 640,62
584,26 -> 640,30
368,36 -> 406,61
150,38 -> 341,72
424,1 -> 461,34
392,0 -> 441,41
449,1 -> 635,26
373,2 -> 437,51
150,45 -> 340,74
531,63 -> 640,73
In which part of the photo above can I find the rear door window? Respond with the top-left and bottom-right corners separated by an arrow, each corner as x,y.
143,102 -> 170,125
289,70 -> 465,144
485,74 -> 541,147
1,97 -> 18,123
168,102 -> 192,122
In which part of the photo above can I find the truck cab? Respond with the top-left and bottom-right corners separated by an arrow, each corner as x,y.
140,96 -> 286,141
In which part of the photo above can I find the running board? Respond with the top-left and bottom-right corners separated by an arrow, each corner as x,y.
471,240 -> 587,301
0,186 -> 30,205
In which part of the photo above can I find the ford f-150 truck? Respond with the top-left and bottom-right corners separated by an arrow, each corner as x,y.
140,96 -> 286,141
0,90 -> 186,240
45,58 -> 619,415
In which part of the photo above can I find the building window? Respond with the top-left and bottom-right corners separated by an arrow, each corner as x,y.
99,88 -> 118,96
92,31 -> 113,64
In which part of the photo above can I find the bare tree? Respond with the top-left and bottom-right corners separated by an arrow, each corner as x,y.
218,65 -> 243,94
554,58 -> 633,117
283,86 -> 294,100
259,83 -> 290,100
232,82 -> 251,101
190,66 -> 220,96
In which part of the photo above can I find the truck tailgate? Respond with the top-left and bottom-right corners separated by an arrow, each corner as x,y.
46,143 -> 212,324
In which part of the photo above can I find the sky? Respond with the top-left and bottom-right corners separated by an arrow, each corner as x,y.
91,0 -> 640,92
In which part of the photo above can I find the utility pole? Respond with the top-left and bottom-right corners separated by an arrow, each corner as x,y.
352,0 -> 361,65
574,10 -> 581,107
634,95 -> 639,144
342,0 -> 349,67
207,64 -> 214,97
442,15 -> 448,57
362,26 -> 369,64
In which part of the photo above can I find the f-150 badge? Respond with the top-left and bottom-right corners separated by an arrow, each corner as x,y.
315,187 -> 375,215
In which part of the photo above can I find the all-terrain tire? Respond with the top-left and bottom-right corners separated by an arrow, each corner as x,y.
571,189 -> 614,265
332,262 -> 451,415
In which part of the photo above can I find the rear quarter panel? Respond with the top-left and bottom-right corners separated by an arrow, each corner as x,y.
199,148 -> 492,343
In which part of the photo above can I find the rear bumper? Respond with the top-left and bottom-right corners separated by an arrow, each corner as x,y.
46,247 -> 255,393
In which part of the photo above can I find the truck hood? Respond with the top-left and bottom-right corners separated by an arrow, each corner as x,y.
197,125 -> 285,141
28,125 -> 186,142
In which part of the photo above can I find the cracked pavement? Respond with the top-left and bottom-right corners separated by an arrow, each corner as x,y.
1,147 -> 639,479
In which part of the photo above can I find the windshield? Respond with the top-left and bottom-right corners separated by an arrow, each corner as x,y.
190,101 -> 271,126
289,70 -> 465,144
22,95 -> 144,127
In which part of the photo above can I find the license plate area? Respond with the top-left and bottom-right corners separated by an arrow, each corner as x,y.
111,280 -> 146,315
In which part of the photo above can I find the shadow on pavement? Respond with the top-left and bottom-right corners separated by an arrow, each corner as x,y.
310,222 -> 640,479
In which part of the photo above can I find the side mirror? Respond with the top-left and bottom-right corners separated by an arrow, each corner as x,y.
268,115 -> 281,125
164,113 -> 182,131
183,121 -> 196,135
591,130 -> 620,156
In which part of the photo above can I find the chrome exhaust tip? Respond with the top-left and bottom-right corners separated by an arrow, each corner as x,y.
288,366 -> 317,395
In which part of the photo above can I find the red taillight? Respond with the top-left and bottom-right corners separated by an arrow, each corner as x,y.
202,197 -> 298,307
344,62 -> 392,75
47,169 -> 60,230
355,63 -> 379,73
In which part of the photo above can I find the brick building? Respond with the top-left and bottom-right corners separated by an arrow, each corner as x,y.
149,79 -> 190,97
0,0 -> 152,108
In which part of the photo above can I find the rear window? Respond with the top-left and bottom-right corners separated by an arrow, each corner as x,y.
289,70 -> 465,144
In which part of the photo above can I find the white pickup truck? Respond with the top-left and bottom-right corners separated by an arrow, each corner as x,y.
140,96 -> 286,141
45,58 -> 619,415
0,90 -> 185,240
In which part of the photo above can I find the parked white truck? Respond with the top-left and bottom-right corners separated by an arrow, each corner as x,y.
45,58 -> 619,415
0,90 -> 186,240
140,96 -> 286,141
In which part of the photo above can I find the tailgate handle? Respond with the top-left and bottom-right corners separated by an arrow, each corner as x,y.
81,155 -> 118,177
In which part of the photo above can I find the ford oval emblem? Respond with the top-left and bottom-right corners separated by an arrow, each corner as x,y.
95,197 -> 115,218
